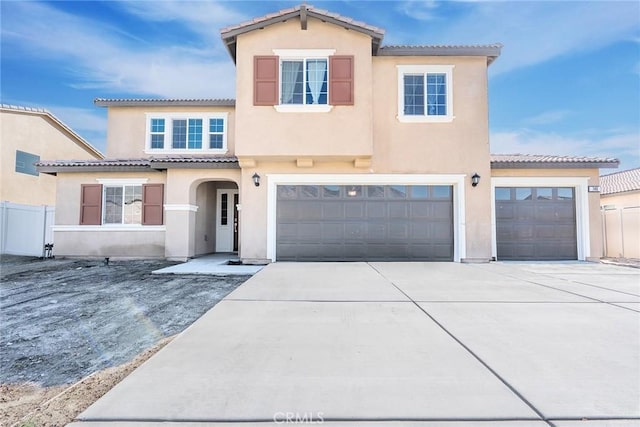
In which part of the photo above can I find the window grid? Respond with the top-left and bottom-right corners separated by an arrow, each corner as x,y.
103,185 -> 142,225
403,75 -> 424,116
149,116 -> 226,151
280,58 -> 328,105
426,73 -> 446,116
209,118 -> 224,149
188,119 -> 203,149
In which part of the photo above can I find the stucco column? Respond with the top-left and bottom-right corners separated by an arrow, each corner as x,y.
164,208 -> 197,261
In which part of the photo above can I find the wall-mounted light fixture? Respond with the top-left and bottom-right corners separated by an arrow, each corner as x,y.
471,173 -> 481,187
252,173 -> 260,187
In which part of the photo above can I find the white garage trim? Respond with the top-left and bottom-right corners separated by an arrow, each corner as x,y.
267,174 -> 467,262
490,176 -> 590,261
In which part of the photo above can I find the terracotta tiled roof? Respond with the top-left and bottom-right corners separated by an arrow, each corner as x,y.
1,104 -> 104,159
220,4 -> 385,61
149,156 -> 239,163
94,98 -> 235,107
491,154 -> 619,169
600,168 -> 640,195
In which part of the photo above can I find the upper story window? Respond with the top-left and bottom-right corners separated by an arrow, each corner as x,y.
145,113 -> 228,153
397,65 -> 454,123
254,50 -> 354,112
281,58 -> 328,106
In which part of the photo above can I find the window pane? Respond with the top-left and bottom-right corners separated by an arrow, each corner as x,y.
516,188 -> 533,200
388,185 -> 407,198
345,186 -> 362,198
209,134 -> 223,149
281,61 -> 304,104
220,193 -> 228,225
151,118 -> 165,132
558,188 -> 574,200
277,185 -> 297,199
300,185 -> 319,198
322,185 -> 340,198
103,186 -> 123,224
306,59 -> 328,105
209,118 -> 224,133
151,134 -> 164,149
537,188 -> 552,200
495,188 -> 511,200
188,119 -> 202,149
403,75 -> 424,115
411,186 -> 429,198
432,186 -> 451,198
172,119 -> 187,149
367,185 -> 385,198
426,73 -> 446,116
123,186 -> 142,224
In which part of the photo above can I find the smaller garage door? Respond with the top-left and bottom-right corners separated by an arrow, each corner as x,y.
496,187 -> 577,260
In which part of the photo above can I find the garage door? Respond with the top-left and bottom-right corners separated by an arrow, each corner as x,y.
495,187 -> 577,260
276,185 -> 453,261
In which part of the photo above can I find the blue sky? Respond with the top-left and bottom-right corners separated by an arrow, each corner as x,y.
1,0 -> 639,170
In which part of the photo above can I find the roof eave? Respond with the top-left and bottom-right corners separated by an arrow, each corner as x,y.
36,165 -> 155,174
491,161 -> 620,169
149,160 -> 240,169
94,99 -> 236,108
377,45 -> 502,65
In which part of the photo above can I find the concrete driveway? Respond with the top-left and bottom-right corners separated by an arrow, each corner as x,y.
72,262 -> 640,426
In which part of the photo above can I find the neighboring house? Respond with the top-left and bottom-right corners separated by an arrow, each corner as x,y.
600,168 -> 640,259
1,104 -> 104,256
38,4 -> 618,263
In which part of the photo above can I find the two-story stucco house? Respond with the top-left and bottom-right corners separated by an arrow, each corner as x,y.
38,5 -> 618,263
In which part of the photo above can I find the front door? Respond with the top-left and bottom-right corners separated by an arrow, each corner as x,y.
216,189 -> 239,253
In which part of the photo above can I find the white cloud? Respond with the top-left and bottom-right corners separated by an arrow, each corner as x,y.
522,110 -> 572,126
397,0 -> 440,21
1,1 -> 239,98
396,1 -> 640,76
115,0 -> 248,39
490,128 -> 640,168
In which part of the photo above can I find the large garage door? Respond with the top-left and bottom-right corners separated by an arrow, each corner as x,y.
276,185 -> 453,261
495,187 -> 577,260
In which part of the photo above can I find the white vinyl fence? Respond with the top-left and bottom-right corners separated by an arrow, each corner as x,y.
0,202 -> 55,257
602,206 -> 640,260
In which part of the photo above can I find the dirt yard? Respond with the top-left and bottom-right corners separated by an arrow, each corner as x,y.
0,255 -> 250,426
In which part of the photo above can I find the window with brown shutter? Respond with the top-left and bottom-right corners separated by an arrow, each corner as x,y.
254,56 -> 279,105
329,56 -> 354,106
142,184 -> 164,225
80,184 -> 102,225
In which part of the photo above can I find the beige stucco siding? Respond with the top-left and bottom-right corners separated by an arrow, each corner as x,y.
53,171 -> 167,258
234,17 -> 373,158
1,110 -> 100,206
105,106 -> 236,158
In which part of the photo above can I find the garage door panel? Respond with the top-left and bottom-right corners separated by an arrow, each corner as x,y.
277,185 -> 453,261
322,202 -> 344,219
496,186 -> 577,261
345,203 -> 364,218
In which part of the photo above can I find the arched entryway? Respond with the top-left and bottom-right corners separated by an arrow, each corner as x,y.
193,180 -> 239,256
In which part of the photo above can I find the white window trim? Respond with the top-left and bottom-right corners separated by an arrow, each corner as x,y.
266,174 -> 467,262
397,65 -> 454,123
101,182 -> 144,226
144,112 -> 229,154
490,176 -> 590,261
273,49 -> 335,113
97,178 -> 148,185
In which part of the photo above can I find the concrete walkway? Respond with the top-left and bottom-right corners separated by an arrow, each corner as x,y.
71,262 -> 640,426
152,254 -> 264,275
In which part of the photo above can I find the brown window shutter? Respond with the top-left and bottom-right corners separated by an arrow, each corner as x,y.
329,56 -> 354,106
142,184 -> 164,225
80,184 -> 102,225
254,56 -> 279,105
